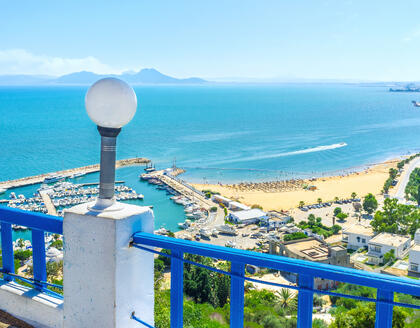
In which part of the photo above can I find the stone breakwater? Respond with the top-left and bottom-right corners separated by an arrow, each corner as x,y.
0,157 -> 150,189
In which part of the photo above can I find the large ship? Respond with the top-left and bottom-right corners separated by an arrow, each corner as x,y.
43,174 -> 65,184
412,101 -> 420,107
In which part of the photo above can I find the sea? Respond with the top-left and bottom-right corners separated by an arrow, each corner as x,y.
1,83 -> 419,233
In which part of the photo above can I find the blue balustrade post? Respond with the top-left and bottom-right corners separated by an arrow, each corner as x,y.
171,250 -> 184,328
375,289 -> 394,328
1,222 -> 15,281
297,274 -> 314,328
230,262 -> 245,328
32,229 -> 47,290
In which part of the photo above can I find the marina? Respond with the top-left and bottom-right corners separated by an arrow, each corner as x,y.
0,157 -> 150,190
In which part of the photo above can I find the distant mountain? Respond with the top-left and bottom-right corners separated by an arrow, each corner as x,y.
54,68 -> 206,85
0,69 -> 207,85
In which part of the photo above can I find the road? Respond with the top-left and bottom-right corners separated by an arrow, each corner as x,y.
393,157 -> 420,202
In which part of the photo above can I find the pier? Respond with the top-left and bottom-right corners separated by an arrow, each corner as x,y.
154,171 -> 213,209
39,190 -> 58,216
0,157 -> 150,190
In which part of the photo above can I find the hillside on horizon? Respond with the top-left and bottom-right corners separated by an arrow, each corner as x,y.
0,68 -> 207,85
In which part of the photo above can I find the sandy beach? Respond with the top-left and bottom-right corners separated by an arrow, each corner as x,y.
192,159 -> 399,211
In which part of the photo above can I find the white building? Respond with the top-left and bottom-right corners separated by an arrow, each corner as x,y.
409,244 -> 420,276
229,201 -> 250,211
228,208 -> 268,225
212,195 -> 232,207
367,232 -> 411,265
342,223 -> 375,250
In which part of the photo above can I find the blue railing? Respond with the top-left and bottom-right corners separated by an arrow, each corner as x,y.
0,207 -> 63,296
132,232 -> 420,328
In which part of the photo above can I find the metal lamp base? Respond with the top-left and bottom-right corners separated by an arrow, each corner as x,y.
88,197 -> 124,213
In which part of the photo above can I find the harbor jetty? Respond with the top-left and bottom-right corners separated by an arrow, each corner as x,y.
0,157 -> 150,190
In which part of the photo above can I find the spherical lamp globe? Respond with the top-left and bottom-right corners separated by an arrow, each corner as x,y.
85,77 -> 137,128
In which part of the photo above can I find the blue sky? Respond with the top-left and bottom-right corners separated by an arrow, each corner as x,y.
0,1 -> 419,81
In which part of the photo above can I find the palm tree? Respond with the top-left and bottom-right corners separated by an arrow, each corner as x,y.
276,288 -> 297,311
334,196 -> 339,203
317,198 -> 322,204
298,201 -> 305,208
351,192 -> 357,199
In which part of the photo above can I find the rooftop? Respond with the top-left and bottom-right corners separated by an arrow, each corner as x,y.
284,238 -> 329,262
343,223 -> 374,236
411,244 -> 420,252
229,208 -> 267,220
369,232 -> 411,247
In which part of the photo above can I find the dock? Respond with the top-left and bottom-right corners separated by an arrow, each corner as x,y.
0,157 -> 150,190
154,171 -> 213,209
39,190 -> 57,216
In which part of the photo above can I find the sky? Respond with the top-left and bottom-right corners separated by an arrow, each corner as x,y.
0,1 -> 419,81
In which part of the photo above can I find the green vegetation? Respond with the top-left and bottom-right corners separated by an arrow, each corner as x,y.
383,249 -> 396,265
317,198 -> 322,204
363,193 -> 378,214
334,207 -> 342,216
405,167 -> 420,204
251,204 -> 263,210
298,201 -> 305,208
336,212 -> 348,221
351,192 -> 357,199
210,206 -> 218,212
284,231 -> 308,241
329,283 -> 419,328
297,214 -> 341,238
383,168 -> 399,193
14,249 -> 32,263
371,198 -> 420,238
50,239 -> 63,250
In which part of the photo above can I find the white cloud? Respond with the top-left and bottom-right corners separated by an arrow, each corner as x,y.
0,49 -> 126,76
403,28 -> 420,42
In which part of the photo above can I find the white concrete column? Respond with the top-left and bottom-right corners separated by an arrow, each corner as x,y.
63,202 -> 154,328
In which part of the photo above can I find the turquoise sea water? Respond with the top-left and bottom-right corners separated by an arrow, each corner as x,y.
1,84 -> 420,230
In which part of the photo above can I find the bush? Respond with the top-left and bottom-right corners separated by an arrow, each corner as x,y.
251,204 -> 263,210
336,212 -> 348,220
284,232 -> 307,241
210,206 -> 218,212
332,225 -> 342,234
50,239 -> 63,250
334,207 -> 342,216
14,250 -> 32,263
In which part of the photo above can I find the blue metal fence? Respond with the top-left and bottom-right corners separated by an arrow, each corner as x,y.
0,206 -> 63,296
132,232 -> 420,328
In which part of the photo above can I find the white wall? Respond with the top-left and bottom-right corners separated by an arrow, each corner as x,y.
0,281 -> 63,328
346,233 -> 371,249
409,249 -> 420,272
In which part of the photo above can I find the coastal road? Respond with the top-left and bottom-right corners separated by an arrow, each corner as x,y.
394,157 -> 420,203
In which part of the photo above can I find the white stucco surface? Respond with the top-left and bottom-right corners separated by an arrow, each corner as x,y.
0,281 -> 63,327
63,202 -> 154,328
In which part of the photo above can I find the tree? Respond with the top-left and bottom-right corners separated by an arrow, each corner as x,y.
383,249 -> 396,265
50,239 -> 63,250
363,193 -> 378,214
334,207 -> 342,216
334,196 -> 339,202
336,212 -> 348,220
371,198 -> 420,237
14,250 -> 32,263
330,302 -> 407,328
298,201 -> 305,208
332,225 -> 342,234
317,198 -> 322,204
351,192 -> 357,199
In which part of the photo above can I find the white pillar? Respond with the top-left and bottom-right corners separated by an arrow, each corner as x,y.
63,202 -> 154,328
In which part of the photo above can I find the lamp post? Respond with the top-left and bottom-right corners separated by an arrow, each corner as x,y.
85,77 -> 137,211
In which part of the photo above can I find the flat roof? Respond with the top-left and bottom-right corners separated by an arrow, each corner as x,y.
343,224 -> 374,237
369,232 -> 410,247
230,208 -> 267,221
285,239 -> 329,262
212,195 -> 232,202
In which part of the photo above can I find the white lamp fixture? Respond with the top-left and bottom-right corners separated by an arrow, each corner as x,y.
85,78 -> 138,211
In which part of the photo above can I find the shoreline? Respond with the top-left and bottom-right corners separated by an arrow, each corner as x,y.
190,158 -> 401,211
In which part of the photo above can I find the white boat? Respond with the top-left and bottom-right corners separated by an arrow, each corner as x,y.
0,187 -> 7,194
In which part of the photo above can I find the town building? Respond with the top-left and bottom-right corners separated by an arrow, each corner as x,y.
228,208 -> 268,225
211,194 -> 232,207
342,223 -> 375,250
409,229 -> 420,277
277,237 -> 351,290
409,244 -> 420,277
367,232 -> 411,265
228,201 -> 250,211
